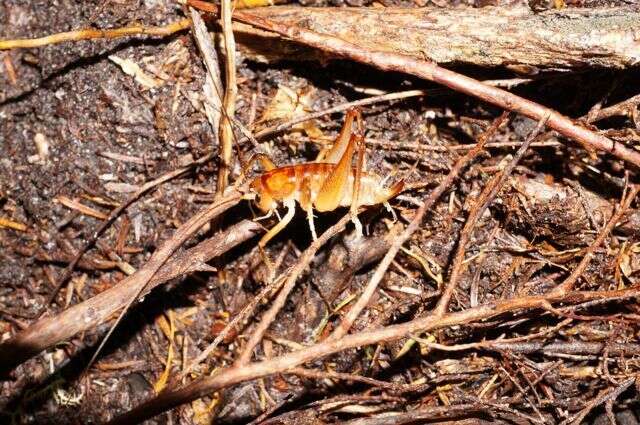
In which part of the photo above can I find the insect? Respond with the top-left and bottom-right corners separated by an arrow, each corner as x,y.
245,108 -> 404,268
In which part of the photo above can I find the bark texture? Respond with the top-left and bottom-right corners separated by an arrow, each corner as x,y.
235,6 -> 640,69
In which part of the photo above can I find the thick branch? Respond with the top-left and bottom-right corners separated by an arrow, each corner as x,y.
107,287 -> 640,424
227,6 -> 640,167
4,6 -> 638,71
233,6 -> 640,69
0,204 -> 260,376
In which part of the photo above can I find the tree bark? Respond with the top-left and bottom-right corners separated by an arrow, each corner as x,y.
235,6 -> 640,70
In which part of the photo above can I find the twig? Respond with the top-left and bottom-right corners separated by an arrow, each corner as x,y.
217,0 -> 238,195
178,266 -> 286,379
105,286 -> 640,424
552,184 -> 639,296
0,19 -> 191,50
0,192 -> 247,376
190,8 -> 224,144
367,138 -> 561,153
84,192 -> 243,372
236,213 -> 353,365
413,318 -> 572,352
226,7 -> 640,167
587,94 -> 640,124
287,367 -> 419,392
329,113 -> 507,340
339,404 -> 486,425
44,154 -> 213,308
562,378 -> 634,425
253,89 -> 427,140
252,83 -> 542,145
433,113 -> 548,317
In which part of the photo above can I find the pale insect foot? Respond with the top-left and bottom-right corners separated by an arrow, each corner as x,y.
352,215 -> 364,239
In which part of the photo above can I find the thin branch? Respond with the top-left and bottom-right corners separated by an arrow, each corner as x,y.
225,6 -> 640,167
287,367 -> 420,392
329,112 -> 507,340
236,213 -> 353,366
433,113 -> 549,317
0,19 -> 191,50
217,0 -> 238,195
106,286 -> 640,424
253,89 -> 427,140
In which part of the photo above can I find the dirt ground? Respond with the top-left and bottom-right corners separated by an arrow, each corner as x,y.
1,0 -> 640,424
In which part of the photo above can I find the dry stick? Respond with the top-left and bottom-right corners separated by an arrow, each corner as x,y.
44,153 -> 213,307
106,286 -> 640,425
236,213 -> 353,366
329,113 -> 507,340
190,8 -> 224,143
253,89 -> 427,140
412,318 -> 572,353
367,139 -> 561,153
433,113 -> 549,317
178,272 -> 287,380
563,377 -> 635,425
85,192 -> 243,372
227,8 -> 640,168
190,7 -> 262,152
0,193 -> 246,376
587,94 -> 640,124
0,19 -> 192,50
340,404 -> 486,425
252,83 -> 539,144
287,367 -> 418,392
216,0 -> 238,195
551,184 -> 640,297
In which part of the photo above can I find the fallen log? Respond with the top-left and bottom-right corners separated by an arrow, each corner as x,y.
235,6 -> 640,70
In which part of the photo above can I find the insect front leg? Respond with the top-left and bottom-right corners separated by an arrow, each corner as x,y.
258,199 -> 295,277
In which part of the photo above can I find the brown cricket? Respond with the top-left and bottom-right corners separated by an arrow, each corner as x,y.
245,108 -> 404,267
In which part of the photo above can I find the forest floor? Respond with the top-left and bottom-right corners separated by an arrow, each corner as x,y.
1,0 -> 640,424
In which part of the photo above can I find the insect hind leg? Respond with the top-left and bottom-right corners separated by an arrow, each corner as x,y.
235,153 -> 277,189
350,134 -> 366,237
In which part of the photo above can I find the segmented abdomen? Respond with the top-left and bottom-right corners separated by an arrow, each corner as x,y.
259,163 -> 384,208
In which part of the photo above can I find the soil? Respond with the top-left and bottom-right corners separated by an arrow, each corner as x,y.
1,0 -> 639,424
